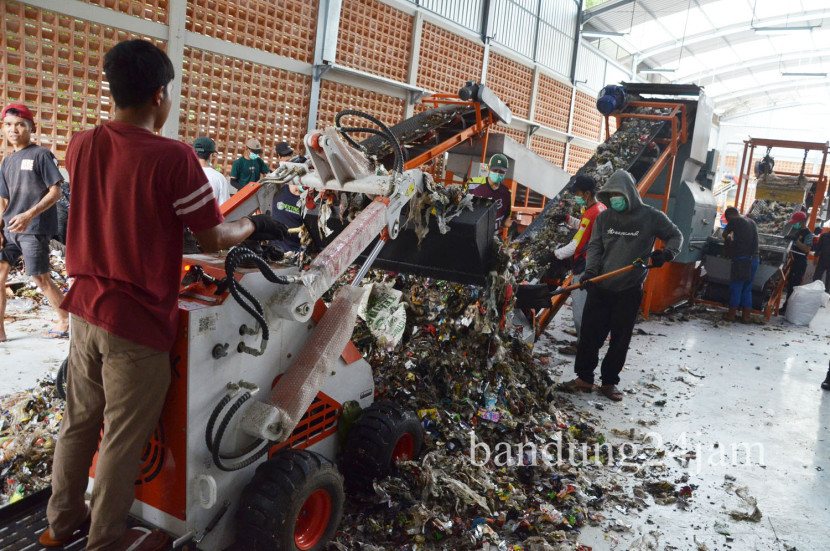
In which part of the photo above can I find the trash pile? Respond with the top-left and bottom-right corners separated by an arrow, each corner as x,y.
0,376 -> 63,506
747,200 -> 798,235
582,108 -> 668,188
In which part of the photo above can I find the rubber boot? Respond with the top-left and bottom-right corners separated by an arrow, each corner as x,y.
723,307 -> 737,321
741,307 -> 752,324
822,369 -> 830,391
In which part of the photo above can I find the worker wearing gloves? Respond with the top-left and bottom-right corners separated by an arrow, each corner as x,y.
469,153 -> 513,236
229,137 -> 270,191
41,40 -> 288,551
270,181 -> 304,253
560,169 -> 682,402
722,206 -> 760,322
781,210 -> 813,314
550,175 -> 606,354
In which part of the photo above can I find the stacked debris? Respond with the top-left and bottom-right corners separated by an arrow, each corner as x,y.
582,108 -> 669,188
513,107 -> 670,282
747,199 -> 799,235
0,376 -> 62,506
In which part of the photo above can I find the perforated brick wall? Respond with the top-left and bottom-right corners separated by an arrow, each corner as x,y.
417,22 -> 484,94
721,155 -> 738,175
486,53 -> 533,119
1,1 -> 166,161
316,80 -> 405,142
186,0 -> 318,64
529,135 -> 565,168
81,0 -> 169,23
571,90 -> 602,142
336,0 -> 412,82
566,144 -> 596,175
179,46 -> 312,173
534,73 -> 571,133
490,124 -> 527,146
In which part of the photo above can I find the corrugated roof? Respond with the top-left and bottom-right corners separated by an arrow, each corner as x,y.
582,0 -> 830,117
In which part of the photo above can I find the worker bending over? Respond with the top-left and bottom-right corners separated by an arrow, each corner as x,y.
722,206 -> 760,322
551,175 -> 606,354
41,39 -> 286,551
560,169 -> 682,402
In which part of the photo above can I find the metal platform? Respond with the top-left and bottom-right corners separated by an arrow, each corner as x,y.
0,489 -> 178,551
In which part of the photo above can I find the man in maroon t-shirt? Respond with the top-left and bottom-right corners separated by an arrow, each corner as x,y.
41,40 -> 286,551
469,153 -> 513,235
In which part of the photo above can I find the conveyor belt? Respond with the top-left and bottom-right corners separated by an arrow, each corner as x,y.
0,488 -> 178,551
518,114 -> 668,240
358,103 -> 480,163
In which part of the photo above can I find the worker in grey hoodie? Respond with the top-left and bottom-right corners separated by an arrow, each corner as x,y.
560,169 -> 682,401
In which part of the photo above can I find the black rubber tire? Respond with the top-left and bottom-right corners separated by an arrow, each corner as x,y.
340,401 -> 424,490
56,357 -> 68,400
235,449 -> 344,551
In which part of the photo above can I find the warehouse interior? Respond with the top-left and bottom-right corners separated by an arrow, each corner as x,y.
1,0 -> 829,550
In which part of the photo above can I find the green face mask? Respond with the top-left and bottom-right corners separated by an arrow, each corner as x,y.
489,172 -> 505,184
610,196 -> 627,212
574,196 -> 586,207
249,153 -> 260,160
792,223 -> 801,229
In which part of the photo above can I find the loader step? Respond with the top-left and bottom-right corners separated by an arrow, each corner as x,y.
0,488 -> 179,551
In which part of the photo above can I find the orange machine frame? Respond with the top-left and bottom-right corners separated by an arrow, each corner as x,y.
534,100 -> 689,335
692,137 -> 830,321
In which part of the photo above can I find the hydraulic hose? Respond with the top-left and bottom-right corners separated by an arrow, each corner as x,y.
205,391 -> 271,471
335,109 -> 405,173
224,246 -> 294,347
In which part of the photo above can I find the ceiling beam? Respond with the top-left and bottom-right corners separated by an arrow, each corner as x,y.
582,0 -> 636,24
714,79 -> 830,115
683,49 -> 830,84
624,9 -> 830,62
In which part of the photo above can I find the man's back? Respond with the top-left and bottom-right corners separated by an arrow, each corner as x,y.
724,215 -> 759,258
63,121 -> 222,350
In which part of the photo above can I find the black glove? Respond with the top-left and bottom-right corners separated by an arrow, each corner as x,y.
246,215 -> 288,241
579,271 -> 597,292
550,212 -> 568,225
514,284 -> 555,310
649,249 -> 674,268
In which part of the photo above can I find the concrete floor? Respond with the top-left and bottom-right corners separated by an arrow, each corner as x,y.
3,296 -> 829,550
540,301 -> 830,550
1,298 -> 68,396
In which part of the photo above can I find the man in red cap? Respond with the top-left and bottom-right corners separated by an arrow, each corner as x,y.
0,103 -> 70,342
782,210 -> 813,313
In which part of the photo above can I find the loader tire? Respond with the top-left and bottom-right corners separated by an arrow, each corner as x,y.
235,449 -> 344,551
340,401 -> 424,490
56,357 -> 68,400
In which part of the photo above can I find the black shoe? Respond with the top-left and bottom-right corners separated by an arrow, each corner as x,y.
822,372 -> 830,391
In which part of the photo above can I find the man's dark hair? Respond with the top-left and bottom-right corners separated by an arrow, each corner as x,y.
195,151 -> 211,161
571,174 -> 597,194
724,206 -> 739,217
104,40 -> 175,109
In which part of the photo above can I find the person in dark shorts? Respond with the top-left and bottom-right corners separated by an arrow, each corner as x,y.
0,102 -> 69,341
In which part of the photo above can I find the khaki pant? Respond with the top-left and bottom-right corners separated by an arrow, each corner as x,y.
47,315 -> 171,550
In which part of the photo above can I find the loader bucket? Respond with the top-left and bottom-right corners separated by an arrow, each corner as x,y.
304,203 -> 496,285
